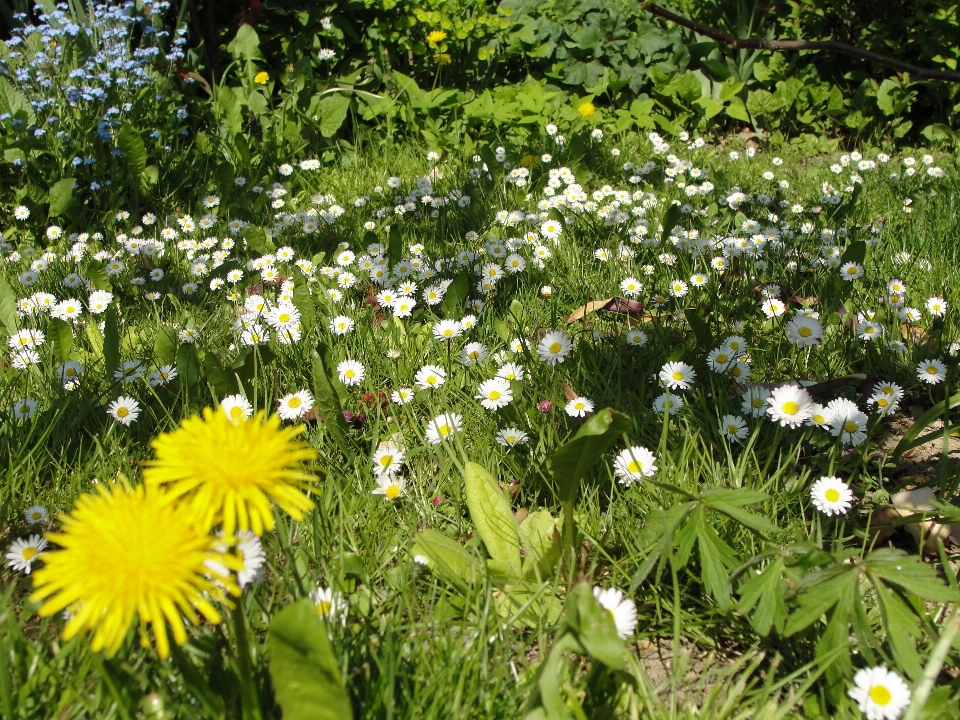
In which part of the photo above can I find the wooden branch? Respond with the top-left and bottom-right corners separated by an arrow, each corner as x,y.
642,2 -> 960,83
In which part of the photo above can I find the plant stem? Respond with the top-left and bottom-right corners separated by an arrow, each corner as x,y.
232,600 -> 263,720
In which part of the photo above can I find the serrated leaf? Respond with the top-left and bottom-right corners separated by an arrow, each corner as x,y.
697,517 -> 737,610
318,94 -> 350,138
548,408 -> 631,506
0,277 -> 19,334
464,462 -> 522,575
440,272 -> 469,319
116,124 -> 147,179
311,345 -> 349,454
292,271 -> 315,334
153,326 -> 178,365
872,582 -> 923,679
48,318 -> 73,363
176,343 -> 200,387
102,307 -> 120,380
704,499 -> 780,535
736,558 -> 787,636
866,548 -> 959,603
0,76 -> 35,124
47,178 -> 77,218
411,529 -> 480,593
571,585 -> 626,670
267,599 -> 353,720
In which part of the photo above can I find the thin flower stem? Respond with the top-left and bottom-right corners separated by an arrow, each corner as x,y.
231,600 -> 264,720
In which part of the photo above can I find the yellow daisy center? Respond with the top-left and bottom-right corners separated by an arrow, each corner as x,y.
116,407 -> 129,418
782,401 -> 799,415
716,354 -> 728,363
799,327 -> 812,337
438,424 -> 451,436
385,485 -> 401,500
22,546 -> 38,560
229,406 -> 244,419
316,600 -> 332,616
843,421 -> 859,433
627,460 -> 642,473
489,391 -> 501,400
825,488 -> 840,502
672,371 -> 684,381
549,342 -> 561,353
869,685 -> 892,705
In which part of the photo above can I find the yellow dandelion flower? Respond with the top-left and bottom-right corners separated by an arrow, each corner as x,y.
144,409 -> 317,536
434,53 -> 452,65
578,101 -> 596,118
426,30 -> 447,44
254,71 -> 269,85
30,481 -> 238,659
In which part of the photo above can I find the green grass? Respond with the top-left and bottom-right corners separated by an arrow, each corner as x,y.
2,132 -> 960,720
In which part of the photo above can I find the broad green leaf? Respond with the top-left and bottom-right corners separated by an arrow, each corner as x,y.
241,226 -> 275,254
47,178 -> 77,218
311,346 -> 350,454
387,224 -> 403,268
201,352 -> 233,397
0,277 -> 18,334
872,582 -> 923,679
48,318 -> 73,363
464,462 -> 521,575
440,272 -> 469,319
292,271 -> 315,334
176,344 -> 200,387
570,584 -> 625,670
0,76 -> 35,124
548,408 -> 631,506
684,308 -> 712,348
411,529 -> 480,593
520,510 -> 561,580
697,517 -> 736,610
784,567 -> 854,636
81,261 -> 111,291
267,599 -> 353,720
227,24 -> 263,62
102,307 -> 120,380
318,94 -> 350,138
116,124 -> 147,179
153,326 -> 178,365
725,97 -> 751,122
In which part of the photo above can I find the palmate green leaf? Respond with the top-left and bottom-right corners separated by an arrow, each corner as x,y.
464,462 -> 522,576
411,529 -> 480,593
701,488 -> 780,535
865,548 -> 959,603
872,582 -> 924,680
267,599 -> 353,720
696,514 -> 738,611
102,307 -> 120,380
548,408 -> 631,506
736,557 -> 788,636
784,565 -> 855,636
48,318 -> 73,363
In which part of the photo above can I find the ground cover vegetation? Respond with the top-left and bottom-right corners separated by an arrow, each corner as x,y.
1,1 -> 960,719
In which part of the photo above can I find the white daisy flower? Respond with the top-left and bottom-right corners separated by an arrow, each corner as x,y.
107,396 -> 141,426
425,413 -> 462,444
916,359 -> 946,385
848,667 -> 911,720
277,390 -> 314,421
592,586 -> 637,639
612,446 -> 657,485
537,330 -> 573,365
766,384 -> 814,428
372,474 -> 406,500
221,394 -> 253,422
810,476 -> 854,516
659,361 -> 696,391
565,396 -> 594,418
476,378 -> 513,411
496,427 -> 529,447
6,534 -> 48,574
337,359 -> 365,386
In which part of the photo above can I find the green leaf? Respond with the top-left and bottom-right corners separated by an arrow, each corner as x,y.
464,462 -> 522,576
227,24 -> 263,62
153,326 -> 178,365
176,344 -> 200,387
49,318 -> 73,363
440,272 -> 469,319
0,277 -> 19,335
725,97 -> 751,122
872,582 -> 923,679
116,124 -> 147,180
411,529 -> 480,593
736,558 -> 787,636
570,585 -> 625,670
102,307 -> 120,380
318,94 -> 350,138
267,599 -> 353,720
548,408 -> 631,507
311,345 -> 350,454
520,510 -> 562,580
784,567 -> 853,636
0,76 -> 35,124
202,352 -> 233,397
242,226 -> 275,255
387,224 -> 403,268
292,271 -> 315,335
839,240 -> 866,267
81,261 -> 111,291
47,178 -> 77,218
684,308 -> 712,348
696,518 -> 736,610
866,548 -> 959,603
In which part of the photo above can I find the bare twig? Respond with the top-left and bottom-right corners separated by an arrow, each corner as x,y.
642,2 -> 960,83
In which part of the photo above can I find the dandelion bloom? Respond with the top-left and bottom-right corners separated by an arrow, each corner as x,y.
144,409 -> 317,536
30,482 -> 239,659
